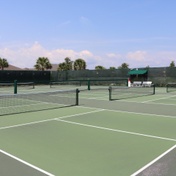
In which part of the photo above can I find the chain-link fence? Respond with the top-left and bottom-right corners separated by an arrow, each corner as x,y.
51,69 -> 129,81
0,67 -> 175,86
148,67 -> 176,86
51,67 -> 176,86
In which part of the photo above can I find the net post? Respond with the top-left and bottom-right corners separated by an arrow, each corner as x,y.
166,84 -> 168,93
49,82 -> 52,88
153,84 -> 155,94
108,86 -> 112,101
76,89 -> 80,105
32,82 -> 35,89
14,80 -> 17,94
88,79 -> 90,90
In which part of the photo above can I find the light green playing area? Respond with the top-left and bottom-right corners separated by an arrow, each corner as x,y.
0,86 -> 175,176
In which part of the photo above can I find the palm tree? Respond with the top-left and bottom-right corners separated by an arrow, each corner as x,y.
0,58 -> 9,70
58,57 -> 73,71
118,63 -> 129,69
95,65 -> 106,70
58,62 -> 67,71
34,57 -> 52,71
74,58 -> 86,70
109,67 -> 116,70
169,61 -> 175,67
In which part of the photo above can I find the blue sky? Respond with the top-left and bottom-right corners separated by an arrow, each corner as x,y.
0,0 -> 176,69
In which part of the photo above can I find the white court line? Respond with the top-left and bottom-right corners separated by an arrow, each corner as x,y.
78,105 -> 176,119
80,97 -> 108,101
56,119 -> 176,142
87,96 -> 108,100
0,106 -> 176,142
0,149 -> 55,176
81,96 -> 109,101
0,109 -> 104,130
144,102 -> 176,106
0,119 -> 54,130
117,99 -> 176,106
0,110 -> 104,175
81,95 -> 176,105
1,106 -> 174,141
105,108 -> 176,119
0,105 -> 175,141
130,144 -> 176,176
142,95 -> 176,103
0,107 -> 175,175
58,109 -> 105,119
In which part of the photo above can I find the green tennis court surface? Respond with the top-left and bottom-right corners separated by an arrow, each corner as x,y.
0,87 -> 176,176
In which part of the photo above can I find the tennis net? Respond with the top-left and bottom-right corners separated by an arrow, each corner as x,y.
0,82 -> 34,88
88,79 -> 128,90
17,82 -> 35,89
0,89 -> 79,116
109,85 -> 155,100
0,82 -> 35,93
50,81 -> 82,88
166,83 -> 176,93
0,83 -> 14,93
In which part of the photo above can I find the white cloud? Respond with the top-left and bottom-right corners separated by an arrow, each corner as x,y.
148,51 -> 176,67
126,50 -> 147,61
106,53 -> 117,58
125,50 -> 176,68
0,42 -> 176,69
79,16 -> 91,26
105,50 -> 176,68
58,20 -> 71,28
0,42 -> 100,69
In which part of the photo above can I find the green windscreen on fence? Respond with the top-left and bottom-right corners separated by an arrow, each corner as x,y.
0,70 -> 50,83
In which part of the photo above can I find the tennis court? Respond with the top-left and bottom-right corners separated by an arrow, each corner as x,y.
0,85 -> 176,176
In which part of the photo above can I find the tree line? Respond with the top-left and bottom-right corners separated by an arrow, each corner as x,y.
34,57 -> 131,70
0,56 -> 176,71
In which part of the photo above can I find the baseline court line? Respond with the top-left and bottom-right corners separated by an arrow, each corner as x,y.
0,149 -> 55,176
131,145 -> 176,176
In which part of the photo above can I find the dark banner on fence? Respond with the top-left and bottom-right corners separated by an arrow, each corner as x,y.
0,70 -> 51,83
